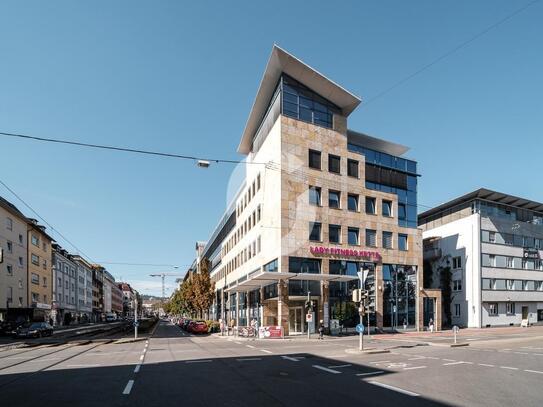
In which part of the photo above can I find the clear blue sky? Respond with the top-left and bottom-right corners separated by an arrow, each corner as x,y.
1,1 -> 541,296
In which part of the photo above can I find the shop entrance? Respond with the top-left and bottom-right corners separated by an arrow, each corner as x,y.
289,307 -> 304,334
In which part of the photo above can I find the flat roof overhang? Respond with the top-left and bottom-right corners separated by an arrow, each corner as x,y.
237,45 -> 361,155
224,271 -> 358,293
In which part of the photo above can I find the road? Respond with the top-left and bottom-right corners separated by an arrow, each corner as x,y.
0,320 -> 542,406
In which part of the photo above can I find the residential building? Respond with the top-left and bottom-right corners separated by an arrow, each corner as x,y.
118,282 -> 136,317
27,218 -> 54,319
0,196 -> 28,321
111,281 -> 123,316
419,188 -> 543,328
73,255 -> 93,322
103,270 -> 117,314
52,244 -> 77,325
92,264 -> 105,321
204,46 -> 438,334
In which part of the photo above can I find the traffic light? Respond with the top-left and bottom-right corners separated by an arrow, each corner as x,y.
305,300 -> 315,312
352,289 -> 361,303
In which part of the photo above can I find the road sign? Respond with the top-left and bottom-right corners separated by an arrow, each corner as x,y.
306,313 -> 313,323
133,321 -> 139,327
356,323 -> 365,333
452,325 -> 459,333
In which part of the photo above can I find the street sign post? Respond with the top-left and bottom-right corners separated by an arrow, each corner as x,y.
452,325 -> 459,344
306,313 -> 313,323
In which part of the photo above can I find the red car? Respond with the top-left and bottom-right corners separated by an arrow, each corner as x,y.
189,321 -> 208,334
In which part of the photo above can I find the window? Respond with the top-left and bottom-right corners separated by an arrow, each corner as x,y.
309,149 -> 321,170
506,302 -> 515,315
309,222 -> 322,242
43,277 -> 47,287
482,278 -> 492,290
31,234 -> 39,247
6,287 -> 12,303
18,257 -> 23,267
6,217 -> 13,230
347,194 -> 359,212
488,232 -> 496,243
18,234 -> 23,244
348,227 -> 359,245
382,200 -> 392,217
347,159 -> 359,178
453,280 -> 462,291
494,279 -> 506,290
454,304 -> 461,317
452,256 -> 462,269
31,254 -> 39,266
257,174 -> 261,190
382,231 -> 393,249
31,273 -> 39,285
398,203 -> 406,220
309,186 -> 321,206
7,264 -> 13,275
488,303 -> 498,316
328,190 -> 341,209
524,280 -> 535,291
328,154 -> 341,174
366,229 -> 377,247
329,225 -> 341,244
7,241 -> 12,253
398,234 -> 408,251
365,197 -> 376,214
506,257 -> 514,268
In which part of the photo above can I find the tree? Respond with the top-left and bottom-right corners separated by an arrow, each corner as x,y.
192,258 -> 215,319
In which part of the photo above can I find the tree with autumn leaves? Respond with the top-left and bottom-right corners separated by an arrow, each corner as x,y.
165,258 -> 215,319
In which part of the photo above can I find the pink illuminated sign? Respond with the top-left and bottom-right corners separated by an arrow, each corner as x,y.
309,246 -> 382,261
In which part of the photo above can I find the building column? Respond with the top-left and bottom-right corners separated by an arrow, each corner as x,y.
235,292 -> 239,327
220,289 -> 225,322
277,280 -> 289,335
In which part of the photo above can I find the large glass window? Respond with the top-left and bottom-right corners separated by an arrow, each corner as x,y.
398,234 -> 408,251
288,257 -> 321,274
309,186 -> 321,206
328,155 -> 341,174
282,74 -> 338,129
366,197 -> 376,214
309,222 -> 322,241
348,227 -> 359,245
382,200 -> 392,217
366,229 -> 377,247
329,190 -> 341,209
347,159 -> 359,178
329,225 -> 341,244
309,149 -> 321,170
382,265 -> 418,329
383,232 -> 393,249
348,194 -> 359,212
263,259 -> 278,272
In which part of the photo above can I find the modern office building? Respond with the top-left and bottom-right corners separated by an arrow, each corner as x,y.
204,46 -> 438,334
0,196 -> 29,320
419,188 -> 543,328
52,244 -> 78,325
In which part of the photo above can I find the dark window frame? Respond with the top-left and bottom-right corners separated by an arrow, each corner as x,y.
328,154 -> 341,174
309,149 -> 322,170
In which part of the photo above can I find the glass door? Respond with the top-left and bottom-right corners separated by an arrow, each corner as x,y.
289,307 -> 304,334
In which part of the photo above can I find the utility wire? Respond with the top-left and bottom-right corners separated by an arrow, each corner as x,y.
0,131 -> 266,165
0,177 -> 96,264
363,0 -> 541,106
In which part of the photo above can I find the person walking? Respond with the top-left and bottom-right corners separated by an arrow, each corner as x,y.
318,320 -> 325,340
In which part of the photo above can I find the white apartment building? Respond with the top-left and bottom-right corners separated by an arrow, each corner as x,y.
52,244 -> 77,325
73,255 -> 93,322
419,189 -> 543,328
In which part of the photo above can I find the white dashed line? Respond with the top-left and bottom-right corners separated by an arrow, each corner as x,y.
403,366 -> 427,370
236,358 -> 262,361
443,361 -> 466,366
408,357 -> 425,361
478,363 -> 495,367
122,380 -> 134,395
500,366 -> 518,370
328,364 -> 352,368
246,345 -> 256,349
134,364 -> 141,373
281,356 -> 299,362
260,349 -> 273,354
370,360 -> 390,364
442,359 -> 456,362
185,360 -> 212,363
234,341 -> 242,345
368,381 -> 419,397
425,356 -> 440,360
356,371 -> 384,376
513,352 -> 528,355
139,355 -> 144,361
66,364 -> 101,368
313,365 -> 341,374
525,369 -> 543,374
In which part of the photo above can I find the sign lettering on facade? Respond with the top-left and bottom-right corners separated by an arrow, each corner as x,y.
309,246 -> 382,261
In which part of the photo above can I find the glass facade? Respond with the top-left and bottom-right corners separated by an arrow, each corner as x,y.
382,264 -> 418,328
348,144 -> 418,228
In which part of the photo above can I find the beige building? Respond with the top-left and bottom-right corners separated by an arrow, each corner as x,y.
0,197 -> 29,320
206,46 -> 439,334
27,218 -> 53,313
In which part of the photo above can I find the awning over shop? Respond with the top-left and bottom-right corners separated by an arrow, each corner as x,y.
224,270 -> 358,293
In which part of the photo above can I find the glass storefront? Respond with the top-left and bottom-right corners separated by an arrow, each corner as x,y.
382,264 -> 417,329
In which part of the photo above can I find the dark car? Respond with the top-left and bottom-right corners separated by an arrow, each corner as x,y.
14,322 -> 54,338
0,320 -> 26,336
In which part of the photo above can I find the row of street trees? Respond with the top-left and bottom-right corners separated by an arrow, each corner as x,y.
164,259 -> 215,319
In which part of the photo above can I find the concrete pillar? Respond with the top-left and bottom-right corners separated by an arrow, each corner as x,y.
277,280 -> 289,334
235,292 -> 239,326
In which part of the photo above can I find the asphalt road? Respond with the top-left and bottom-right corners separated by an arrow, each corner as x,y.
0,320 -> 542,406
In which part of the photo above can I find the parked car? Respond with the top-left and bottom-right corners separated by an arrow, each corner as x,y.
105,313 -> 117,322
13,322 -> 54,338
189,321 -> 208,334
182,319 -> 192,331
0,320 -> 26,336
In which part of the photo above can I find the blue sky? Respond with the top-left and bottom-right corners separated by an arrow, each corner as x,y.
1,1 -> 541,296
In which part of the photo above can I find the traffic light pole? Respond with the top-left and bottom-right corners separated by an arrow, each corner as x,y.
307,291 -> 310,340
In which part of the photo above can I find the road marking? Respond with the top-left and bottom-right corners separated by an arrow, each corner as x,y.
524,369 -> 543,374
356,371 -> 384,376
281,356 -> 299,362
139,355 -> 144,361
442,359 -> 456,362
122,380 -> 134,395
403,366 -> 427,370
534,353 -> 543,356
185,360 -> 212,363
368,381 -> 419,397
234,341 -> 242,345
500,366 -> 518,370
134,364 -> 141,373
443,361 -> 466,366
328,364 -> 352,368
236,358 -> 262,361
513,352 -> 528,355
260,349 -> 273,354
425,356 -> 440,360
370,360 -> 390,364
478,363 -> 495,367
313,365 -> 341,374
408,357 -> 425,361
246,345 -> 255,349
